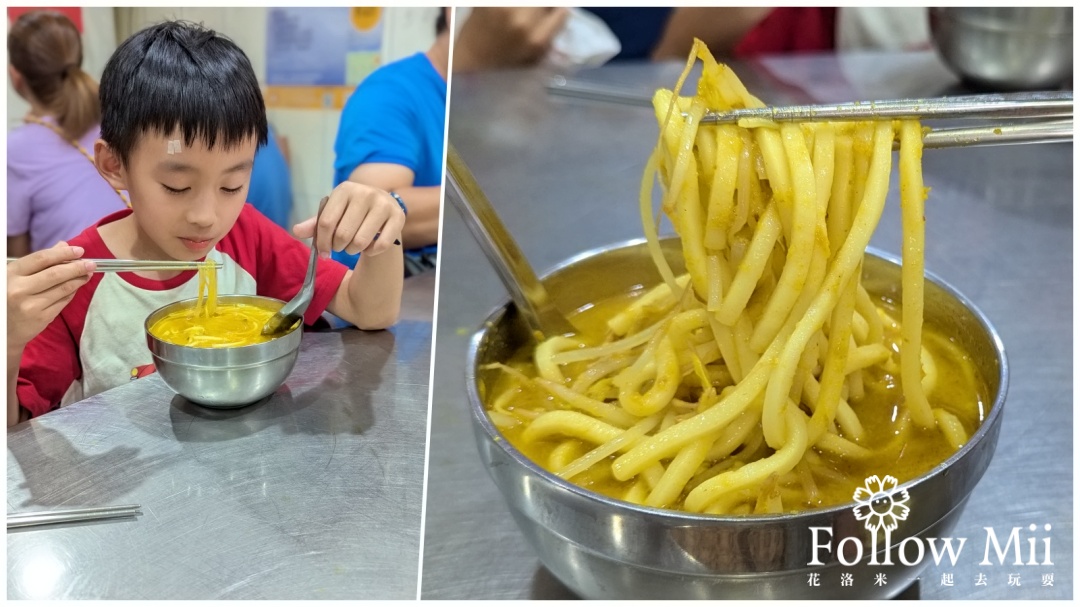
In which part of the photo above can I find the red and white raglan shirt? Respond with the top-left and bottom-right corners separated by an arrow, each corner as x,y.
16,204 -> 349,419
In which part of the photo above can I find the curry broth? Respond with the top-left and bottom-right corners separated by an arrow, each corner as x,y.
486,286 -> 989,513
149,302 -> 279,348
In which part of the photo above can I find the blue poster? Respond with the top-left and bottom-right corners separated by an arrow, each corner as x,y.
266,7 -> 383,86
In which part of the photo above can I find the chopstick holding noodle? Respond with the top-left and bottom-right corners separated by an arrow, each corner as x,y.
483,40 -> 989,515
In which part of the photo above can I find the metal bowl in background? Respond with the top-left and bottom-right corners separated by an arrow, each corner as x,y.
467,238 -> 1008,599
145,295 -> 302,408
929,7 -> 1073,90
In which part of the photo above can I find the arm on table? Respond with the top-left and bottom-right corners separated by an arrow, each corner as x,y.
348,163 -> 440,250
330,256 -> 404,331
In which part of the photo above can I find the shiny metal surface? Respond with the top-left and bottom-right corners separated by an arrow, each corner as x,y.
930,7 -> 1073,90
445,144 -> 575,338
423,54 -> 1072,599
9,272 -> 434,599
145,295 -> 302,407
466,240 -> 1007,599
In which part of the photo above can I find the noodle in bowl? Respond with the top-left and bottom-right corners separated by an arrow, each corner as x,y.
144,294 -> 302,407
463,43 -> 1005,597
467,237 -> 1007,599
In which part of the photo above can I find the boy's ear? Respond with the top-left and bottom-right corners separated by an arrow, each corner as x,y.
94,139 -> 128,191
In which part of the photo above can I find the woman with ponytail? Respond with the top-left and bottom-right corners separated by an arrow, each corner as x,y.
7,10 -> 127,256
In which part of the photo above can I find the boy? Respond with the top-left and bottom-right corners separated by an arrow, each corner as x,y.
7,21 -> 405,427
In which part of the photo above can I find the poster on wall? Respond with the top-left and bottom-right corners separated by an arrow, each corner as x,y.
7,6 -> 83,31
265,7 -> 383,110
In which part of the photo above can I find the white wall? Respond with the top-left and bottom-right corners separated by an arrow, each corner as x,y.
7,7 -> 439,228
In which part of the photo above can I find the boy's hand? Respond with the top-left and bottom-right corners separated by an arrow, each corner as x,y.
7,242 -> 95,351
292,182 -> 405,258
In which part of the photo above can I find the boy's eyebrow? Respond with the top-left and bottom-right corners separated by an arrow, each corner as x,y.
157,160 -> 254,174
157,160 -> 197,173
222,160 -> 254,174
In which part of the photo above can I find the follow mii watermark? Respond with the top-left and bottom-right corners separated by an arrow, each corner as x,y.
804,475 -> 1057,591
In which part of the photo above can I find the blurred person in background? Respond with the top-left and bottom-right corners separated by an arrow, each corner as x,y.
247,122 -> 293,229
452,7 -> 570,71
641,7 -> 929,60
452,7 -> 929,70
599,7 -> 824,60
7,10 -> 128,257
332,7 -> 447,276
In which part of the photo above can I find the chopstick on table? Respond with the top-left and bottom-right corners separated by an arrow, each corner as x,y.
8,504 -> 142,529
546,77 -> 1073,148
5,258 -> 223,273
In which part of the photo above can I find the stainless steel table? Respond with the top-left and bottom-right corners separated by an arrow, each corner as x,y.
7,272 -> 434,599
424,52 -> 1072,599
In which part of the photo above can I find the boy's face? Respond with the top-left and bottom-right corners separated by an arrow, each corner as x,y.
98,129 -> 258,261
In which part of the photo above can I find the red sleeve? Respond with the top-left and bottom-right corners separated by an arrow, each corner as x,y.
225,205 -> 349,325
734,7 -> 837,57
16,290 -> 88,419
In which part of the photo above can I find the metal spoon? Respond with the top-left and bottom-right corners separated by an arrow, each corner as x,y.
262,197 -> 327,336
445,144 -> 576,339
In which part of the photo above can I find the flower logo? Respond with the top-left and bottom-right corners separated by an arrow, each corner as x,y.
852,475 -> 910,532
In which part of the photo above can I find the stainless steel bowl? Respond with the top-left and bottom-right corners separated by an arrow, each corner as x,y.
929,7 -> 1073,90
145,295 -> 302,407
467,238 -> 1007,599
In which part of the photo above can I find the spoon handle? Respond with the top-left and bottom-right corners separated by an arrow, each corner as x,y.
445,145 -> 576,339
261,198 -> 326,335
290,196 -> 326,315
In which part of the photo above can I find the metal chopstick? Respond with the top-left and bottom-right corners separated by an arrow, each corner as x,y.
83,259 -> 222,272
548,77 -> 1072,122
920,119 -> 1072,149
8,504 -> 142,529
7,504 -> 142,519
700,91 -> 1073,124
6,258 -> 222,272
546,77 -> 1073,148
548,75 -> 654,108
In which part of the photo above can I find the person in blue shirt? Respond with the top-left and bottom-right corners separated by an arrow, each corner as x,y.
247,122 -> 293,229
332,8 -> 447,276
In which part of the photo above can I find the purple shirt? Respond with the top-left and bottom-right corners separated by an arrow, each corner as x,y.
7,118 -> 127,252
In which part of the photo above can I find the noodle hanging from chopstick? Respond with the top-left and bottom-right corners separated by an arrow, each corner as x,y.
484,40 -> 985,514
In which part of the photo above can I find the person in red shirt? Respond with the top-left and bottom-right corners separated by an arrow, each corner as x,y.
7,21 -> 406,426
648,7 -> 837,60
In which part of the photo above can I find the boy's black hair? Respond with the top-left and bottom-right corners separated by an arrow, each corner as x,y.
99,20 -> 267,165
